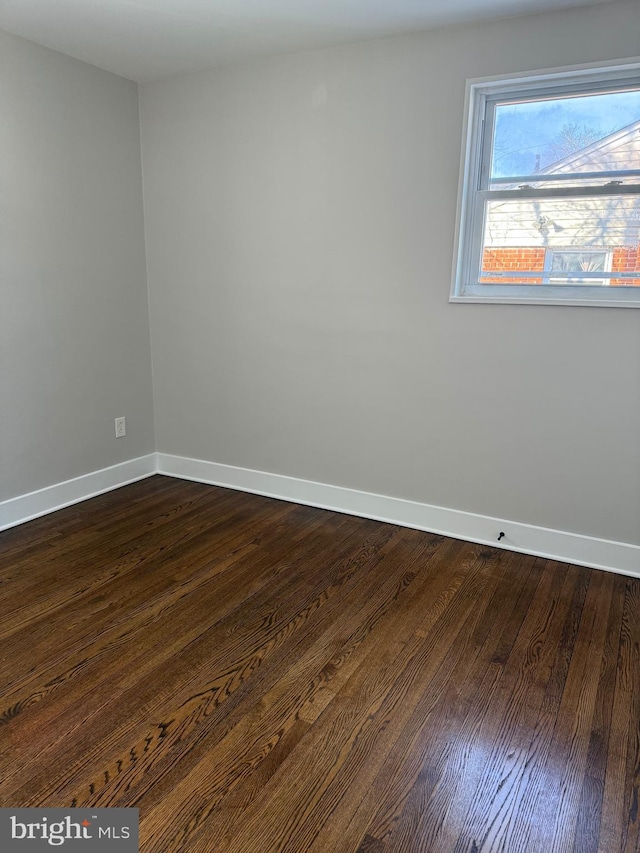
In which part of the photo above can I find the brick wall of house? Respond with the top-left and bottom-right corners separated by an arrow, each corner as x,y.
611,245 -> 640,286
480,248 -> 545,283
480,246 -> 640,286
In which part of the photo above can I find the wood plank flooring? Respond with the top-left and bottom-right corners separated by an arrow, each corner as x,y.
1,475 -> 638,852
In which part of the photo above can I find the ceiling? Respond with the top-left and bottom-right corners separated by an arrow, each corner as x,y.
0,0 -> 613,83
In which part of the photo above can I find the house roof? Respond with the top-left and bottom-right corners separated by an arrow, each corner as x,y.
538,118 -> 640,176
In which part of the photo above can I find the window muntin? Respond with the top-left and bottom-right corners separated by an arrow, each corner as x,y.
452,62 -> 640,306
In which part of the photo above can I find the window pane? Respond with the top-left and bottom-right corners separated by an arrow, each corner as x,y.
550,251 -> 606,273
548,251 -> 608,285
479,195 -> 640,285
490,88 -> 640,186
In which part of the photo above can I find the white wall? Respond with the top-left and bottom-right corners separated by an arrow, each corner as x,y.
0,30 -> 155,501
139,0 -> 640,548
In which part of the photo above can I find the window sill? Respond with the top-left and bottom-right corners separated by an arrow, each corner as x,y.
450,294 -> 640,307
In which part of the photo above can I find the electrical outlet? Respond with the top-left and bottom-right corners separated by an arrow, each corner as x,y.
115,417 -> 126,438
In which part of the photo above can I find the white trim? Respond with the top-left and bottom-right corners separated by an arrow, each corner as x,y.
464,56 -> 640,95
0,454 -> 157,531
450,295 -> 640,307
4,452 -> 638,579
156,453 -> 640,579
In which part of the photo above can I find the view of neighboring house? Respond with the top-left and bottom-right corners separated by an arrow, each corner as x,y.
481,119 -> 640,285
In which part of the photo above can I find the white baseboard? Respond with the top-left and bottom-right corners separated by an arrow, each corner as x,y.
0,454 -> 157,531
156,453 -> 640,578
3,452 -> 638,579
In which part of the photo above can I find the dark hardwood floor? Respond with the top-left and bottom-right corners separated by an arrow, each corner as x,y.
1,475 -> 638,852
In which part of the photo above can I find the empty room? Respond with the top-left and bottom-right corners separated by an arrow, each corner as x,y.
1,0 -> 639,851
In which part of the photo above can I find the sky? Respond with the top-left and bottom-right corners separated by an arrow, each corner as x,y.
491,88 -> 640,178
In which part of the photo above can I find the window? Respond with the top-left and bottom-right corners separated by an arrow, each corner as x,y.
544,249 -> 611,286
451,61 -> 640,306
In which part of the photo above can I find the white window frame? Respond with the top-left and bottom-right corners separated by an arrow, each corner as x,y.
450,59 -> 640,307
